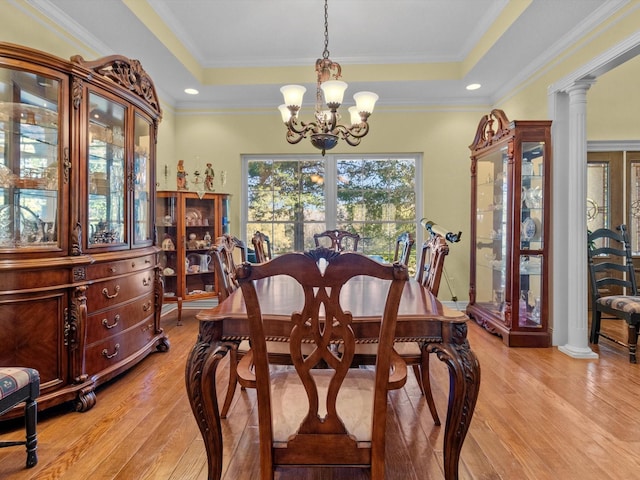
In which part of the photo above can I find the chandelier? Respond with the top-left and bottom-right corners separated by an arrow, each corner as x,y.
278,0 -> 378,155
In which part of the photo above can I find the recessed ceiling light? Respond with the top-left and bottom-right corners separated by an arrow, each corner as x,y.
184,88 -> 199,95
466,83 -> 481,91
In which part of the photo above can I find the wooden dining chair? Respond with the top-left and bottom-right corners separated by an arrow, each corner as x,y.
234,248 -> 408,479
210,235 -> 251,418
251,231 -> 272,263
211,235 -> 246,301
588,224 -> 640,363
393,231 -> 415,265
416,232 -> 450,290
350,232 -> 447,426
313,229 -> 361,252
0,367 -> 40,468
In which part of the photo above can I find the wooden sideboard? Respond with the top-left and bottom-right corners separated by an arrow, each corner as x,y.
0,43 -> 168,416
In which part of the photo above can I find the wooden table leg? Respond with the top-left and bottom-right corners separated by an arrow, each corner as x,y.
185,321 -> 229,480
429,322 -> 481,480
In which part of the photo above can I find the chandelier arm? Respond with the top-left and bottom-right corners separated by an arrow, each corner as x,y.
332,122 -> 370,146
286,117 -> 324,144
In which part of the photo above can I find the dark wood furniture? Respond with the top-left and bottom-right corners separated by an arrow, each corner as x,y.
251,230 -> 272,263
156,191 -> 230,324
211,234 -> 246,302
186,265 -> 480,480
467,109 -> 552,347
416,233 -> 450,291
313,229 -> 361,251
0,368 -> 39,467
234,249 -> 408,479
588,224 -> 640,362
210,234 -> 248,418
393,231 -> 414,265
0,43 -> 168,416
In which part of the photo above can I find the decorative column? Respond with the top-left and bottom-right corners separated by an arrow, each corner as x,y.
558,78 -> 598,359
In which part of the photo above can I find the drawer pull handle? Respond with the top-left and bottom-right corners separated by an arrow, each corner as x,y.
109,267 -> 117,273
132,261 -> 136,268
102,285 -> 120,299
102,314 -> 120,329
102,344 -> 120,359
143,301 -> 152,312
142,277 -> 152,286
145,258 -> 151,264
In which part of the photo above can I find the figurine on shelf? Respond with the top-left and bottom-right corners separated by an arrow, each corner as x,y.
187,232 -> 199,250
161,233 -> 175,251
204,163 -> 215,191
193,169 -> 202,186
177,159 -> 188,190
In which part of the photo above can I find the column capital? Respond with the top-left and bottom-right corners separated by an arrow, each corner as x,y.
564,77 -> 597,95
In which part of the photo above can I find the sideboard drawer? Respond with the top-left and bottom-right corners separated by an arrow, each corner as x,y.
84,317 -> 157,374
85,254 -> 156,281
86,270 -> 154,313
85,293 -> 155,345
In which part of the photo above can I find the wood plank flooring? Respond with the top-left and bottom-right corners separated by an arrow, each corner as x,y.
1,309 -> 640,479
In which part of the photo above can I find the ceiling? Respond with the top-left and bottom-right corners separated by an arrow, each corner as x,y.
31,0 -> 625,110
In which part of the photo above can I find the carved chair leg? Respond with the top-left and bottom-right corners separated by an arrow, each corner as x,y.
25,398 -> 38,468
590,309 -> 601,344
220,346 -> 239,419
420,350 -> 441,426
627,323 -> 638,364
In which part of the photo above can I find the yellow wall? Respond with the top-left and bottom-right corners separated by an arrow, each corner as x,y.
3,0 -> 640,302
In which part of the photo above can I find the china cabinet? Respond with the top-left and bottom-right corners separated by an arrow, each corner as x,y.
156,191 -> 230,324
467,109 -> 551,347
0,43 -> 167,417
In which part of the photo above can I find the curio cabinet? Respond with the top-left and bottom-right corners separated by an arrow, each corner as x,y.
467,109 -> 551,347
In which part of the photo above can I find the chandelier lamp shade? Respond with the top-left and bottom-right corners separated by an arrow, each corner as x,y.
278,0 -> 378,155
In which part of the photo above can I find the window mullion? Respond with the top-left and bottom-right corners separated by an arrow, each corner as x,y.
325,154 -> 337,229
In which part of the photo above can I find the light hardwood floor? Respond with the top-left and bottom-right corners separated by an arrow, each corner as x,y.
1,308 -> 640,479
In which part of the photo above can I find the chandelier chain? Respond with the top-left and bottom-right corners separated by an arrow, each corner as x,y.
323,0 -> 330,59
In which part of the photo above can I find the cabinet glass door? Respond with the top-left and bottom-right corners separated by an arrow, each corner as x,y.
157,193 -> 178,299
185,196 -> 216,297
88,92 -> 125,246
519,141 -> 545,329
475,146 -> 508,316
0,67 -> 61,249
133,114 -> 152,244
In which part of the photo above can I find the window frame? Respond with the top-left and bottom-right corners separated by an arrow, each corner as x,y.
241,153 -> 424,257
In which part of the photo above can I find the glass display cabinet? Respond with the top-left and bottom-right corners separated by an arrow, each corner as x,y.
0,43 -> 167,417
157,191 -> 230,325
467,109 -> 551,347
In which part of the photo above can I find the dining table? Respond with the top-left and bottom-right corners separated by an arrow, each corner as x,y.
185,275 -> 480,480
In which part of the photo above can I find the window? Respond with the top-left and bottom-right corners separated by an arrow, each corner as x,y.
243,154 -> 422,267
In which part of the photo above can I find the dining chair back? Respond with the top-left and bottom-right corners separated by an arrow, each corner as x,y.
210,234 -> 250,418
415,233 -> 450,295
211,235 -> 244,301
235,248 -> 408,479
588,224 -> 640,362
393,231 -> 415,265
251,231 -> 272,263
0,367 -> 40,468
313,229 -> 360,252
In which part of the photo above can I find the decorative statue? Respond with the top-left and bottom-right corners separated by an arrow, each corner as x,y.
176,160 -> 188,190
204,163 -> 215,191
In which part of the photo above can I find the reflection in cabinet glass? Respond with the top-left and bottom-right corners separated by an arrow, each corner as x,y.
0,70 -> 61,249
467,109 -> 551,347
88,92 -> 125,245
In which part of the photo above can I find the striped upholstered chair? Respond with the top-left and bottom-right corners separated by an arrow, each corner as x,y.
0,367 -> 40,467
